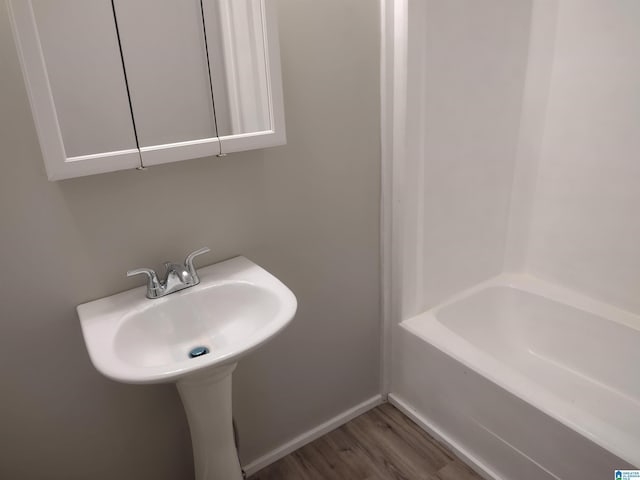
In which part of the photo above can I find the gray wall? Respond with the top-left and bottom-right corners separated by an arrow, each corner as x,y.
0,1 -> 380,478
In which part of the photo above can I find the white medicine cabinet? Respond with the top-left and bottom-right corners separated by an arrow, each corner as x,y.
8,0 -> 285,180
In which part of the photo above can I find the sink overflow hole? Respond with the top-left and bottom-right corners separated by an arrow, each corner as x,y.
189,346 -> 210,358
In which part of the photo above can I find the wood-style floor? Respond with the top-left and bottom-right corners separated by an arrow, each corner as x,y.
249,403 -> 484,480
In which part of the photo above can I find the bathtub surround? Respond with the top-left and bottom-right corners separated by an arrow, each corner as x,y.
502,0 -> 559,274
385,0 -> 640,478
395,0 -> 533,316
0,1 -> 380,479
382,0 -> 534,391
523,0 -> 640,313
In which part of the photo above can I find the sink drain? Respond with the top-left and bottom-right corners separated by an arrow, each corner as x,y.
189,346 -> 210,358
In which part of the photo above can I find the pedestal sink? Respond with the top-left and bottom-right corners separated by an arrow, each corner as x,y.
77,256 -> 297,480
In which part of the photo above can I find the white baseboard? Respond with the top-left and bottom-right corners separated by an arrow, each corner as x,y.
242,394 -> 384,476
388,393 -> 501,480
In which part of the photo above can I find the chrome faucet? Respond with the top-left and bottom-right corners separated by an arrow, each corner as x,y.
127,247 -> 210,299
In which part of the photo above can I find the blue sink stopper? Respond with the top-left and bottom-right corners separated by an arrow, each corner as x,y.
189,346 -> 210,358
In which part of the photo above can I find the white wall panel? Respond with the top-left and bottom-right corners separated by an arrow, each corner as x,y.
525,0 -> 640,313
404,0 -> 532,311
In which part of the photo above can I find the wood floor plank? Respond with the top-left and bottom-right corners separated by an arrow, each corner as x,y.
290,449 -> 327,480
435,460 -> 483,480
248,404 -> 484,480
370,406 -> 453,470
328,425 -> 417,480
348,409 -> 445,477
250,454 -> 312,480
376,403 -> 454,465
295,435 -> 365,479
321,428 -> 381,478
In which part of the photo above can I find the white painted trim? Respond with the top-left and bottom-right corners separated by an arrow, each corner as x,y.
380,0 -> 409,396
219,129 -> 285,155
380,0 -> 392,398
67,149 -> 140,163
56,150 -> 141,181
388,394 -> 501,480
138,129 -> 285,167
259,0 -> 286,144
140,137 -> 220,167
242,395 -> 383,476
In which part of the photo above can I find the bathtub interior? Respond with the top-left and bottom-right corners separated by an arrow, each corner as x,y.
435,285 -> 640,401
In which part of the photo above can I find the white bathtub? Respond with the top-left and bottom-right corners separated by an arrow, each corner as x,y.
391,275 -> 639,480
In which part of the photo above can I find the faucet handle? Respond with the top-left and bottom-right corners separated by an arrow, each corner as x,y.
184,247 -> 210,281
127,267 -> 158,279
127,267 -> 161,298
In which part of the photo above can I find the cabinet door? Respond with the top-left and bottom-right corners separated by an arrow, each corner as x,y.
201,0 -> 286,154
112,0 -> 221,166
9,0 -> 141,180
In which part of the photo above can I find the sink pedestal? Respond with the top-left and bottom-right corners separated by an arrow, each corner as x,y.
177,363 -> 243,480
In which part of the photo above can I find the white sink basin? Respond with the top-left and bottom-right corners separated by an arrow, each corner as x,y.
78,256 -> 297,384
78,256 -> 296,480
